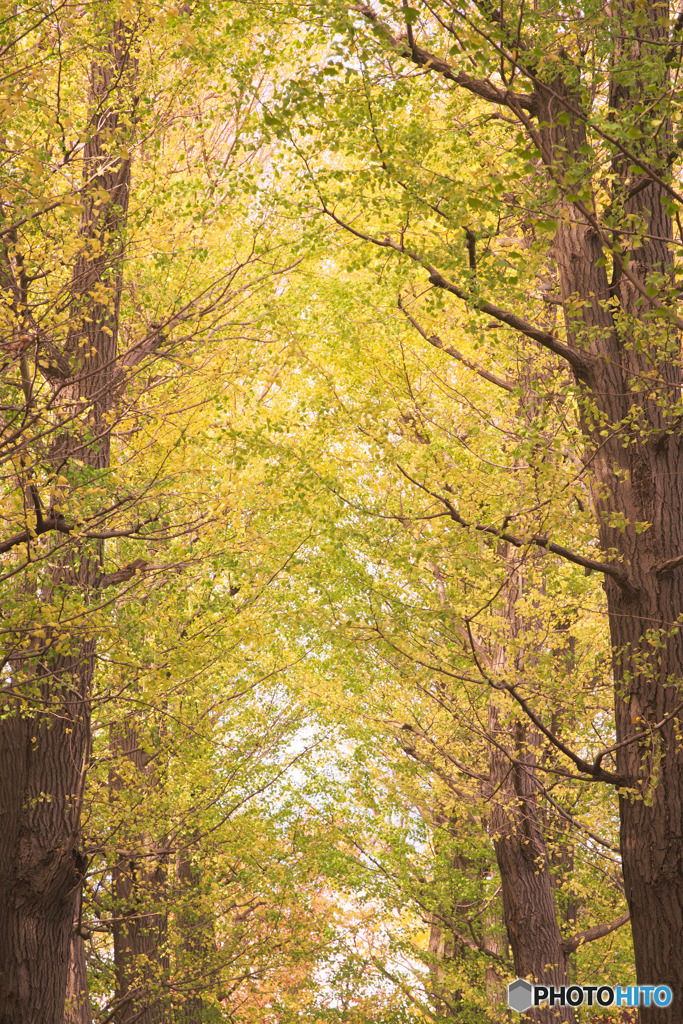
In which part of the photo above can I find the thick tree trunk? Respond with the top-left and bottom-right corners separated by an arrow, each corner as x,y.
0,16 -> 133,1023
534,9 -> 683,1011
0,674 -> 90,1024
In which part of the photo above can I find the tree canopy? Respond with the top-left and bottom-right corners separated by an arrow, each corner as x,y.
2,0 -> 683,1022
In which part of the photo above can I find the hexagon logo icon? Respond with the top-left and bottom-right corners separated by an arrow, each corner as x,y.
508,978 -> 534,1012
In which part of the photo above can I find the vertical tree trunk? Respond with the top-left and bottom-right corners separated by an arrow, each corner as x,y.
174,848 -> 206,1024
534,14 -> 683,1008
0,695 -> 90,1024
0,14 -> 134,1022
110,720 -> 169,1024
488,709 -> 574,1023
65,893 -> 94,1024
488,561 -> 574,1024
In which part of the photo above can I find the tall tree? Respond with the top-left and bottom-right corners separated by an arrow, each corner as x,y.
250,257 -> 631,1019
265,0 -> 683,1013
0,8 -> 137,1021
0,1 -> 296,1018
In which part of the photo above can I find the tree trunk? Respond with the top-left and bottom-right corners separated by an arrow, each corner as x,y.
65,893 -> 94,1024
0,14 -> 134,1022
0,690 -> 90,1024
174,848 -> 206,1024
110,721 -> 169,1024
489,708 -> 574,1023
488,561 -> 574,1024
534,19 -> 683,1009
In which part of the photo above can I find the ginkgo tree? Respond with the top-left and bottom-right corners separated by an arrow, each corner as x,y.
0,2 -> 303,1021
255,0 -> 683,1016
0,4 -> 432,1022
6,0 -> 683,1021
250,250 -> 633,1021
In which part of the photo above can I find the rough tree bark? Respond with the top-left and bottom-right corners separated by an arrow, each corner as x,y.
0,14 -> 134,1023
407,557 -> 584,1019
488,709 -> 576,1024
535,24 -> 683,1014
65,893 -> 94,1024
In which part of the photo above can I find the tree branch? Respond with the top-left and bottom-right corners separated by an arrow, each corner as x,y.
0,515 -> 71,555
321,202 -> 591,378
98,558 -> 149,586
591,699 -> 683,772
655,552 -> 683,575
498,675 -> 628,786
0,515 -> 158,556
563,911 -> 630,954
397,294 -> 515,391
395,464 -> 637,596
353,3 -> 536,113
425,267 -> 590,378
119,321 -> 168,371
